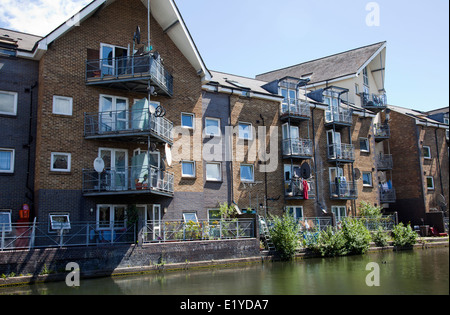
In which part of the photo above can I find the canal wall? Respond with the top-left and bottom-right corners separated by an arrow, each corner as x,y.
0,238 -> 260,281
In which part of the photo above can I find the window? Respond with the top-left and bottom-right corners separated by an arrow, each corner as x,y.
181,112 -> 195,129
183,212 -> 198,223
0,149 -> 14,173
96,205 -> 126,230
363,67 -> 369,86
331,206 -> 347,222
51,153 -> 71,172
205,117 -> 220,136
240,164 -> 254,182
181,161 -> 196,178
426,177 -> 435,190
286,206 -> 303,221
52,96 -> 73,116
238,122 -> 253,140
49,214 -> 71,231
423,146 -> 431,159
443,117 -> 449,125
0,211 -> 12,232
362,172 -> 373,187
355,83 -> 360,95
0,90 -> 18,116
206,162 -> 221,181
359,138 -> 370,152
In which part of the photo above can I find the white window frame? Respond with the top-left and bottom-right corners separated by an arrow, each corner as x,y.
362,172 -> 373,187
181,161 -> 196,178
204,117 -> 221,137
359,137 -> 370,153
240,164 -> 255,183
206,162 -> 222,181
331,206 -> 347,222
183,212 -> 198,223
49,214 -> 71,231
181,112 -> 195,129
0,210 -> 12,233
0,90 -> 18,116
423,146 -> 431,159
50,152 -> 71,172
0,148 -> 15,173
238,122 -> 253,140
286,206 -> 303,221
426,176 -> 435,190
96,204 -> 127,230
52,95 -> 73,116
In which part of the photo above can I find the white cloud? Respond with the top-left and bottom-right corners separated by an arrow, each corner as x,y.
0,0 -> 91,36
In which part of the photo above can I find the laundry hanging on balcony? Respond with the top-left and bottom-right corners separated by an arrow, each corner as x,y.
302,179 -> 310,200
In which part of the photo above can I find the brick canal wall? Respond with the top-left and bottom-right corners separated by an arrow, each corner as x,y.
0,238 -> 260,277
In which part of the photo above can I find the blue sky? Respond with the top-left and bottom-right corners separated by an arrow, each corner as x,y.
1,0 -> 448,112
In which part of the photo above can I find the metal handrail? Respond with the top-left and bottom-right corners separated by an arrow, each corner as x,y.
376,154 -> 393,170
282,138 -> 313,157
325,107 -> 352,124
284,179 -> 315,199
330,182 -> 358,199
280,99 -> 311,118
327,143 -> 355,161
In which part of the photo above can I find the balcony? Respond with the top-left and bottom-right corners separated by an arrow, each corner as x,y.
376,154 -> 393,170
82,165 -> 174,197
327,143 -> 355,163
324,108 -> 353,128
282,138 -> 313,159
361,93 -> 387,112
330,182 -> 358,200
284,179 -> 315,200
84,109 -> 173,144
380,187 -> 396,203
374,123 -> 390,141
280,99 -> 311,121
85,54 -> 173,97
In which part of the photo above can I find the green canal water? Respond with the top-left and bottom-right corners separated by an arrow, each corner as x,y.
1,247 -> 448,295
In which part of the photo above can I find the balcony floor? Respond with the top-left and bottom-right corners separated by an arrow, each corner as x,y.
83,188 -> 174,198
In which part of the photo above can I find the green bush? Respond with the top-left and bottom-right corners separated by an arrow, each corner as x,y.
392,222 -> 417,247
358,201 -> 383,218
310,226 -> 347,257
371,226 -> 390,247
341,218 -> 372,255
269,214 -> 300,260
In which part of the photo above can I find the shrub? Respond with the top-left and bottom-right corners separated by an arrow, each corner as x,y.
372,226 -> 390,247
358,201 -> 382,218
269,214 -> 300,260
392,223 -> 417,247
341,218 -> 372,255
310,226 -> 347,257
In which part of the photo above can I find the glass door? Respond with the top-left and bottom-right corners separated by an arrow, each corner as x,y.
99,148 -> 128,191
99,96 -> 129,133
145,204 -> 161,241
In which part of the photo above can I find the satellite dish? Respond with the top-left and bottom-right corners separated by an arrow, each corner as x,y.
300,162 -> 311,179
165,143 -> 172,167
149,102 -> 156,115
134,26 -> 141,44
378,171 -> 386,183
354,168 -> 361,180
437,194 -> 447,212
94,157 -> 105,173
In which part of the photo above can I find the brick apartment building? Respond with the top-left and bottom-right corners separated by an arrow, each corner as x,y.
0,0 -> 448,234
0,29 -> 40,225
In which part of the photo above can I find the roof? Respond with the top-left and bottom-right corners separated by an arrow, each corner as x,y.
425,107 -> 449,115
256,41 -> 386,86
388,104 -> 448,127
7,0 -> 211,81
0,28 -> 42,52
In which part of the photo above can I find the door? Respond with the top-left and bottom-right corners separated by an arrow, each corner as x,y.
144,204 -> 161,241
99,148 -> 128,190
327,130 -> 341,159
329,167 -> 344,196
99,95 -> 129,132
100,44 -> 128,76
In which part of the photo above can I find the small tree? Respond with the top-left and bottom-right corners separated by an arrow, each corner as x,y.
392,222 -> 417,247
269,214 -> 300,260
341,218 -> 372,255
358,201 -> 383,218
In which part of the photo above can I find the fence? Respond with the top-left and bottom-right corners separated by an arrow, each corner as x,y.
1,220 -> 136,251
141,219 -> 255,243
338,215 -> 397,231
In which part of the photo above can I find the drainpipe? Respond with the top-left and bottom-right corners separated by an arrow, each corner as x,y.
434,128 -> 444,195
311,104 -> 320,215
25,82 -> 38,217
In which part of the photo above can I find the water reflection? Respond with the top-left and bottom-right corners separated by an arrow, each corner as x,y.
1,247 -> 448,295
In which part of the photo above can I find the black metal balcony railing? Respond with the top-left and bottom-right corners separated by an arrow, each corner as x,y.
284,179 -> 315,199
325,108 -> 353,126
330,182 -> 358,200
374,123 -> 390,140
327,143 -> 355,162
280,99 -> 311,120
376,154 -> 393,170
85,54 -> 173,97
361,92 -> 387,109
380,187 -> 396,203
282,138 -> 313,158
82,165 -> 174,197
84,109 -> 173,144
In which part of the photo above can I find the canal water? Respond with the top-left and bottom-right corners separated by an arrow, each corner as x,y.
1,247 -> 448,295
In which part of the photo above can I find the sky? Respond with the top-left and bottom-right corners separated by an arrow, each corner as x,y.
0,0 -> 448,112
